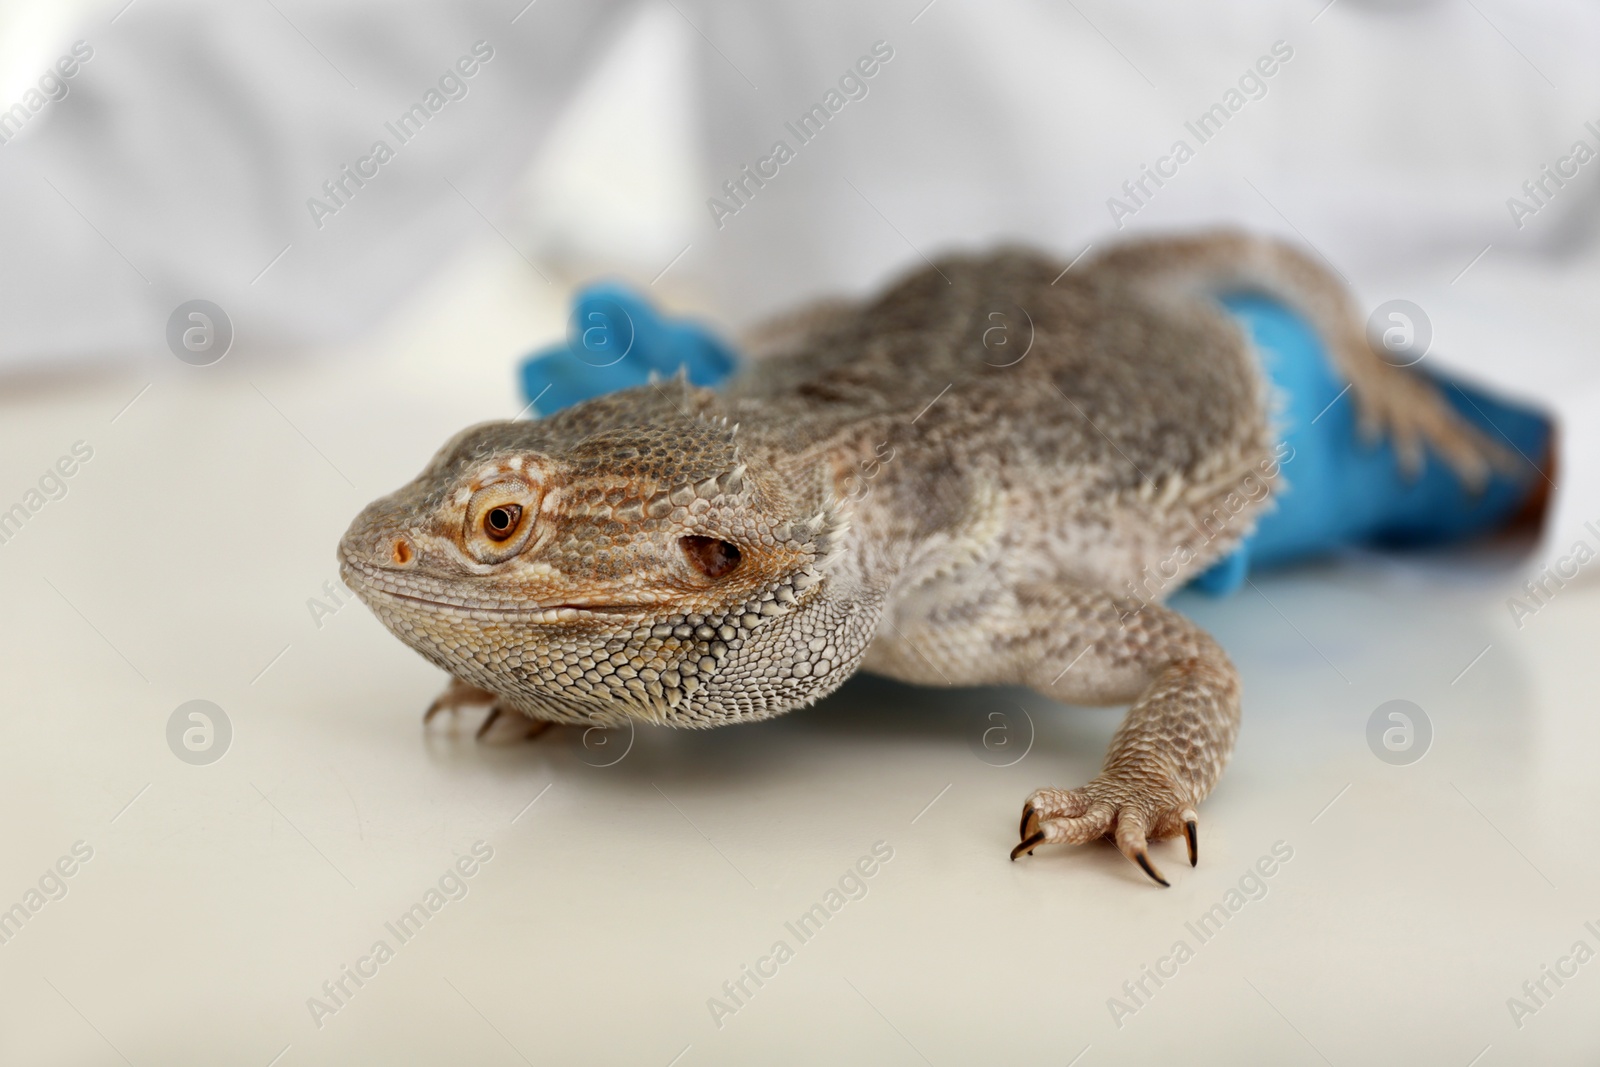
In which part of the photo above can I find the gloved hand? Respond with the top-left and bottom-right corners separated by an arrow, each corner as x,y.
519,281 -> 738,415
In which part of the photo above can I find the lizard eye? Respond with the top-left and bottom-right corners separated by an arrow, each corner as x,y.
484,504 -> 523,541
682,536 -> 741,579
465,481 -> 539,563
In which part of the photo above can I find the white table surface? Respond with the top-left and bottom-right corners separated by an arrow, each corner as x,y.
2,239 -> 1597,1067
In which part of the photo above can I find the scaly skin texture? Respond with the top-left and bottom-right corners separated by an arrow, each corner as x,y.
340,231 -> 1505,885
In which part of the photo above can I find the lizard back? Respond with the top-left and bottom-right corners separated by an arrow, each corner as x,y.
725,248 -> 1281,599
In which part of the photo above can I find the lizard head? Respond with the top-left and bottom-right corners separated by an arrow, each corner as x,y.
338,389 -> 863,727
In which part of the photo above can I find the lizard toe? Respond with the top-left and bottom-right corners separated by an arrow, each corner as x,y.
423,677 -> 497,727
1035,803 -> 1115,848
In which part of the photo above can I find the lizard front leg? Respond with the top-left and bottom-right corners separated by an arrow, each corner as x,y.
1005,588 -> 1240,886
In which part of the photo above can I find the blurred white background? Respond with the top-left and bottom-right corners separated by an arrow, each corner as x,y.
2,2 -> 1599,1064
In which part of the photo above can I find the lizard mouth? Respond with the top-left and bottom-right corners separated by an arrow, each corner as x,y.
364,584 -> 646,621
395,588 -> 637,613
340,560 -> 648,620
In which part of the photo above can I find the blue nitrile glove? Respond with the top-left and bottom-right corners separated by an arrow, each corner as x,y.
519,282 -> 739,415
1188,294 -> 1549,594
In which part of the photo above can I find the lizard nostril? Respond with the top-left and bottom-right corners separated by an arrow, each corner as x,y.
391,538 -> 413,566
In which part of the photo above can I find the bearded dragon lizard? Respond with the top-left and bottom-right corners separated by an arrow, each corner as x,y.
339,232 -> 1501,885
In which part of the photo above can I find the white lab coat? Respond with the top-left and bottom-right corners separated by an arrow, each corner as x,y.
1,0 -> 1595,568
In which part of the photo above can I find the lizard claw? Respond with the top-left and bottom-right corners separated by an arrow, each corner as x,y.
423,695 -> 455,724
1011,831 -> 1045,861
475,706 -> 503,740
1133,850 -> 1169,888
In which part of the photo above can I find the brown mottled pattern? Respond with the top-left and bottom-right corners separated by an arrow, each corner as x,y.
340,231 -> 1506,884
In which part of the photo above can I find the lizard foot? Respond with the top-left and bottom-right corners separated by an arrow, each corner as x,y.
1012,777 -> 1198,888
423,678 -> 554,742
